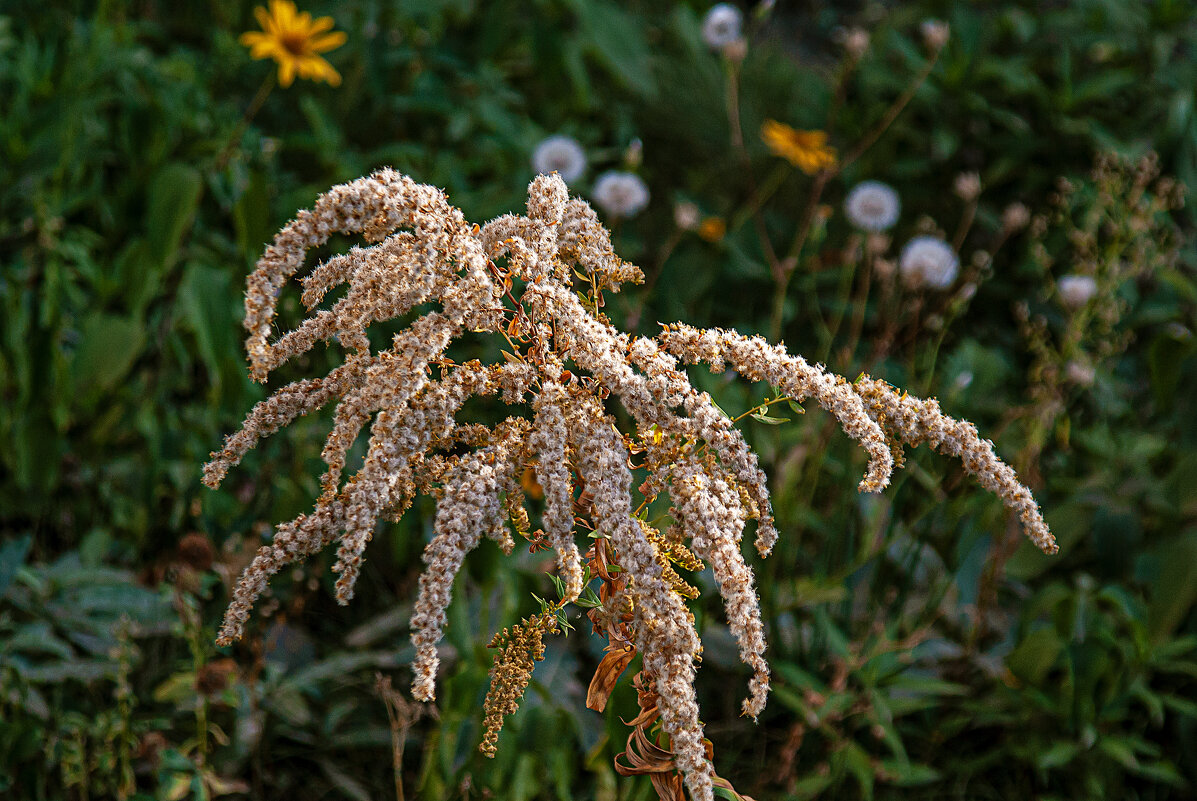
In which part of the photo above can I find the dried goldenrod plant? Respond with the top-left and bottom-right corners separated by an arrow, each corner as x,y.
479,606 -> 561,758
204,170 -> 1056,801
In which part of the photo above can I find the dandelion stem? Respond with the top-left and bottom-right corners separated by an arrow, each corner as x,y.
214,72 -> 276,170
725,56 -> 784,304
952,196 -> 978,253
835,50 -> 940,175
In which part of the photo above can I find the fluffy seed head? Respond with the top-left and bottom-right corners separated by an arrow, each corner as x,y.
843,26 -> 870,59
900,235 -> 959,289
702,3 -> 743,50
1003,202 -> 1031,232
592,171 -> 650,219
920,19 -> 950,50
1057,274 -> 1098,309
532,135 -> 587,184
954,172 -> 982,202
844,180 -> 901,232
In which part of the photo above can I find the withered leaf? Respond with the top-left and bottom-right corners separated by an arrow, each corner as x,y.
586,643 -> 636,712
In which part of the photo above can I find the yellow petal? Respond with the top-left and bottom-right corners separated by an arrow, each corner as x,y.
278,58 -> 296,87
318,60 -> 342,86
250,41 -> 283,60
310,31 -> 346,53
308,16 -> 335,36
761,119 -> 792,140
253,6 -> 273,33
271,0 -> 295,29
295,57 -> 323,79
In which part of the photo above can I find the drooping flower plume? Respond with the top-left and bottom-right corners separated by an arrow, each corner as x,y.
204,170 -> 1055,801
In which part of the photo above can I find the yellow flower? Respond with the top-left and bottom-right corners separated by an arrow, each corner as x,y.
761,120 -> 836,175
697,217 -> 726,242
240,1 -> 346,88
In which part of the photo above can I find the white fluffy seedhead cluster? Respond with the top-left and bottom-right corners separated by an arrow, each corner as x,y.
900,234 -> 959,289
845,180 -> 900,232
205,170 -> 1055,801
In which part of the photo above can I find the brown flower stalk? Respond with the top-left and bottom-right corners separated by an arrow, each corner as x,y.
205,170 -> 1055,801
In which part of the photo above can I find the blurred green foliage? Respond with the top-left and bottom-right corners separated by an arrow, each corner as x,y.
1,1 -> 1195,799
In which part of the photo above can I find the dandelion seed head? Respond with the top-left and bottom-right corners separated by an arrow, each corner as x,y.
954,172 -> 981,202
531,135 -> 587,184
920,19 -> 950,51
844,26 -> 870,59
1066,360 -> 1096,386
674,202 -> 701,231
1003,202 -> 1031,232
1058,274 -> 1098,309
702,3 -> 743,50
844,180 -> 901,232
592,171 -> 650,219
900,236 -> 959,290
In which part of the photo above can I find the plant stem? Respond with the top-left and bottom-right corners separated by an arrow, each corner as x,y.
214,72 -> 276,170
835,50 -> 941,176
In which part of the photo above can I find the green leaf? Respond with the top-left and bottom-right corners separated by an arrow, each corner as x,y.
1097,736 -> 1139,769
1160,693 -> 1197,719
1148,332 -> 1195,410
567,0 -> 654,97
70,312 -> 147,397
264,682 -> 313,727
178,262 -> 238,390
749,411 -> 789,425
0,534 -> 31,597
510,753 -> 541,801
790,774 -> 833,799
19,659 -> 113,683
1037,741 -> 1081,769
153,671 -> 198,704
5,622 -> 73,660
284,651 -> 405,688
1006,625 -> 1063,685
884,675 -> 970,697
878,759 -> 940,786
318,759 -> 372,801
1006,501 -> 1092,580
791,577 -> 847,606
145,162 -> 202,270
833,739 -> 875,799
1148,531 -> 1197,643
234,169 -> 272,258
1128,760 -> 1187,787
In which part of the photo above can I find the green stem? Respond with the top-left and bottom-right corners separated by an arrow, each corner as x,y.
768,271 -> 791,342
214,72 -> 277,170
